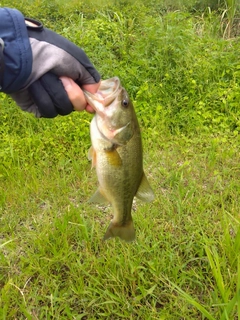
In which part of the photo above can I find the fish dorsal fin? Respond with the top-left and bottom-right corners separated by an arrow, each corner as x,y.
88,146 -> 97,168
135,172 -> 155,202
89,188 -> 109,204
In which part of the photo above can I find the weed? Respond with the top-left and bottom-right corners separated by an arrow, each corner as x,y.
0,0 -> 240,319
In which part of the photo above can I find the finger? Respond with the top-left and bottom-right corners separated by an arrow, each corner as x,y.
85,104 -> 95,113
29,73 -> 74,117
82,81 -> 101,94
60,77 -> 87,111
82,81 -> 101,114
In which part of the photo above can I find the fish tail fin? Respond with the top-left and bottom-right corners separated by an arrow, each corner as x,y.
103,220 -> 135,242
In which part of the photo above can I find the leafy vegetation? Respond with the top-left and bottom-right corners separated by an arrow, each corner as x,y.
0,0 -> 240,319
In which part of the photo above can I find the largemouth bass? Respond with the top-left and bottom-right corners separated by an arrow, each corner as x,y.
84,77 -> 154,241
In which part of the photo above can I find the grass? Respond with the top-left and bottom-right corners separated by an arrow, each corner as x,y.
1,129 -> 239,319
1,0 -> 240,319
222,0 -> 238,38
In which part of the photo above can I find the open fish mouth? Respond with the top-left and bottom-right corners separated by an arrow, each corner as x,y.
97,77 -> 121,102
83,77 -> 122,111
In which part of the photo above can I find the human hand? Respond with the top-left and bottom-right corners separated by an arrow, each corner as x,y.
0,8 -> 101,118
22,17 -> 101,117
60,77 -> 100,114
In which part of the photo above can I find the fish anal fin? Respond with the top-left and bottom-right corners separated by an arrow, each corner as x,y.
135,172 -> 155,202
88,146 -> 97,168
89,188 -> 108,204
103,220 -> 135,242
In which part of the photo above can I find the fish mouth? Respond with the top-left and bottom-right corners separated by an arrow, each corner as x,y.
83,77 -> 122,112
83,77 -> 122,107
97,77 -> 121,104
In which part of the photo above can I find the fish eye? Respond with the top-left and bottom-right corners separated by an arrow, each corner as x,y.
121,99 -> 129,108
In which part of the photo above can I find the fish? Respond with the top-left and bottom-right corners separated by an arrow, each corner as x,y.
84,77 -> 154,242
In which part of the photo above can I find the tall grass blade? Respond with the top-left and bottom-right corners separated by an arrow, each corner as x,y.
233,227 -> 240,254
164,278 -> 215,320
219,295 -> 237,320
223,0 -> 237,38
205,246 -> 229,303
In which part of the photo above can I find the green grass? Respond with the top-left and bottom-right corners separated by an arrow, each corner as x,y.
1,0 -> 240,319
1,129 -> 239,319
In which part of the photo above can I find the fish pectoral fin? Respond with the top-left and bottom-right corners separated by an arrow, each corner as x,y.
89,188 -> 109,204
135,172 -> 155,202
88,146 -> 97,168
104,148 -> 122,166
103,220 -> 135,242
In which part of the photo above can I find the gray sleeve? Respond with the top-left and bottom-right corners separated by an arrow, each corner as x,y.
10,88 -> 41,117
26,37 -> 99,88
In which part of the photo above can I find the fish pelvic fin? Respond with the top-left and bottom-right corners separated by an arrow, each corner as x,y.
88,146 -> 97,168
103,220 -> 135,242
135,172 -> 155,202
89,188 -> 109,204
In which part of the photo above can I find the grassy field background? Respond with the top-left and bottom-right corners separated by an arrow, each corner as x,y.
0,0 -> 240,319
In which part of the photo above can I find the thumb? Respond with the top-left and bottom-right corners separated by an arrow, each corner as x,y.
60,77 -> 87,111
